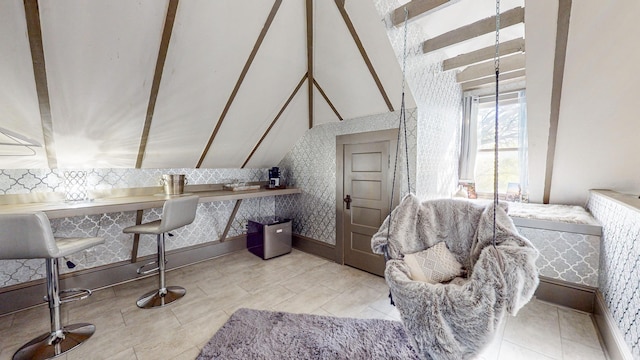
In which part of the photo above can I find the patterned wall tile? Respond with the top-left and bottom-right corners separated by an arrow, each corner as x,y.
374,0 -> 462,200
588,192 -> 640,358
0,168 -> 275,288
516,226 -> 600,287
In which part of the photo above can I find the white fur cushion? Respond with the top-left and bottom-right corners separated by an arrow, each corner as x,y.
403,242 -> 464,283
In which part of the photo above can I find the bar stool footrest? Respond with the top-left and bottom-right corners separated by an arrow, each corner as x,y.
59,288 -> 92,303
136,259 -> 167,275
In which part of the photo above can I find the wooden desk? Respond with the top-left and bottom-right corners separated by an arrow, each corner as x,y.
0,186 -> 301,262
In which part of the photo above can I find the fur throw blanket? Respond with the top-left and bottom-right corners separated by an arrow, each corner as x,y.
371,194 -> 539,360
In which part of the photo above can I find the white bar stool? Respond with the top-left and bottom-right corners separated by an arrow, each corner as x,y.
0,212 -> 104,360
123,195 -> 198,309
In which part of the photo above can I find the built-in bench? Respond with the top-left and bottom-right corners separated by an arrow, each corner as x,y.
509,202 -> 602,288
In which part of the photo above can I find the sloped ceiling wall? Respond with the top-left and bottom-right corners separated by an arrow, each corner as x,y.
0,0 -> 413,169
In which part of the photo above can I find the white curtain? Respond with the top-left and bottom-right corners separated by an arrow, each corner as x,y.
458,95 -> 478,181
517,90 -> 528,198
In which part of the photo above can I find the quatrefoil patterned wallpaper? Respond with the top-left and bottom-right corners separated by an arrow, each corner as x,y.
588,192 -> 640,358
516,226 -> 600,287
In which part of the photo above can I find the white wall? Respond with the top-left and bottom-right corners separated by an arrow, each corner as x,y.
526,0 -> 640,205
550,0 -> 640,204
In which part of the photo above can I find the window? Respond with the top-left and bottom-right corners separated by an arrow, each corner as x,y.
459,91 -> 527,199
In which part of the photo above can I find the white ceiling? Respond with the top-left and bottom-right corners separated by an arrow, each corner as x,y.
0,0 -> 411,169
0,0 -> 527,170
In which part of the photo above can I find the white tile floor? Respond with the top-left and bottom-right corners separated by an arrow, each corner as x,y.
0,249 -> 608,359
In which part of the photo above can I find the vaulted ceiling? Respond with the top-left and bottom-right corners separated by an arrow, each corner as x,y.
0,0 -> 412,169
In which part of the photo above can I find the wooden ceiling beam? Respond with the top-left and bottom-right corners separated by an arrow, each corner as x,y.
543,0 -> 572,204
197,0 -> 282,168
443,37 -> 525,71
313,79 -> 343,121
242,73 -> 307,168
24,0 -> 57,168
456,53 -> 525,83
461,69 -> 525,91
306,0 -> 313,129
136,0 -> 179,168
422,6 -> 524,54
335,0 -> 394,112
390,0 -> 454,27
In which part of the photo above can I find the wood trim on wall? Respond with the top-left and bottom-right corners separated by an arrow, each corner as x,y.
335,0 -> 394,112
594,291 -> 635,360
292,233 -> 336,263
241,73 -> 308,168
135,0 -> 179,168
196,0 -> 282,168
534,276 -> 596,313
24,0 -> 57,168
543,0 -> 572,204
306,0 -> 314,129
313,79 -> 343,121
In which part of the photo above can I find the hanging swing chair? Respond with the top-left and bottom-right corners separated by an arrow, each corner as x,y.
371,3 -> 539,359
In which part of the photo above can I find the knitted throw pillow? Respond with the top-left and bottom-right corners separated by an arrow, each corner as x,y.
403,242 -> 464,283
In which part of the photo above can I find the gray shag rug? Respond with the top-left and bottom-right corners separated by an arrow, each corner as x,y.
197,308 -> 419,359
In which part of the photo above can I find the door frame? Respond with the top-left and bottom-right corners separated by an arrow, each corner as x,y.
335,128 -> 399,265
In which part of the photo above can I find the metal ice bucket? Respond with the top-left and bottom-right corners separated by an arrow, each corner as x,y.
161,174 -> 187,195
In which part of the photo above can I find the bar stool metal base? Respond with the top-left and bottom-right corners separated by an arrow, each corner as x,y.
136,286 -> 186,309
13,323 -> 95,360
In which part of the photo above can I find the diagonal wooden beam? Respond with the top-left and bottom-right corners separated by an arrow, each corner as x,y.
313,79 -> 343,121
335,0 -> 394,112
443,37 -> 525,71
390,0 -> 455,27
422,6 -> 524,54
241,73 -> 307,168
136,0 -> 179,168
220,199 -> 242,242
24,0 -> 57,168
306,0 -> 313,129
196,0 -> 282,168
543,0 -> 572,204
456,53 -> 525,83
461,69 -> 525,91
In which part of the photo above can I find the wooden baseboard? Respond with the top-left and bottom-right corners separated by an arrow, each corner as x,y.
534,276 -> 596,313
0,235 -> 247,316
594,290 -> 634,360
292,234 -> 337,263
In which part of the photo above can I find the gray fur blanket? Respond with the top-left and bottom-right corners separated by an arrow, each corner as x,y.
372,194 -> 539,360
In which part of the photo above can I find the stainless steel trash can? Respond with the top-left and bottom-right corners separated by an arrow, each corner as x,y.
247,217 -> 292,260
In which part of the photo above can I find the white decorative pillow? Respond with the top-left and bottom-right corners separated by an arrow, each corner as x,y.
403,242 -> 465,284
